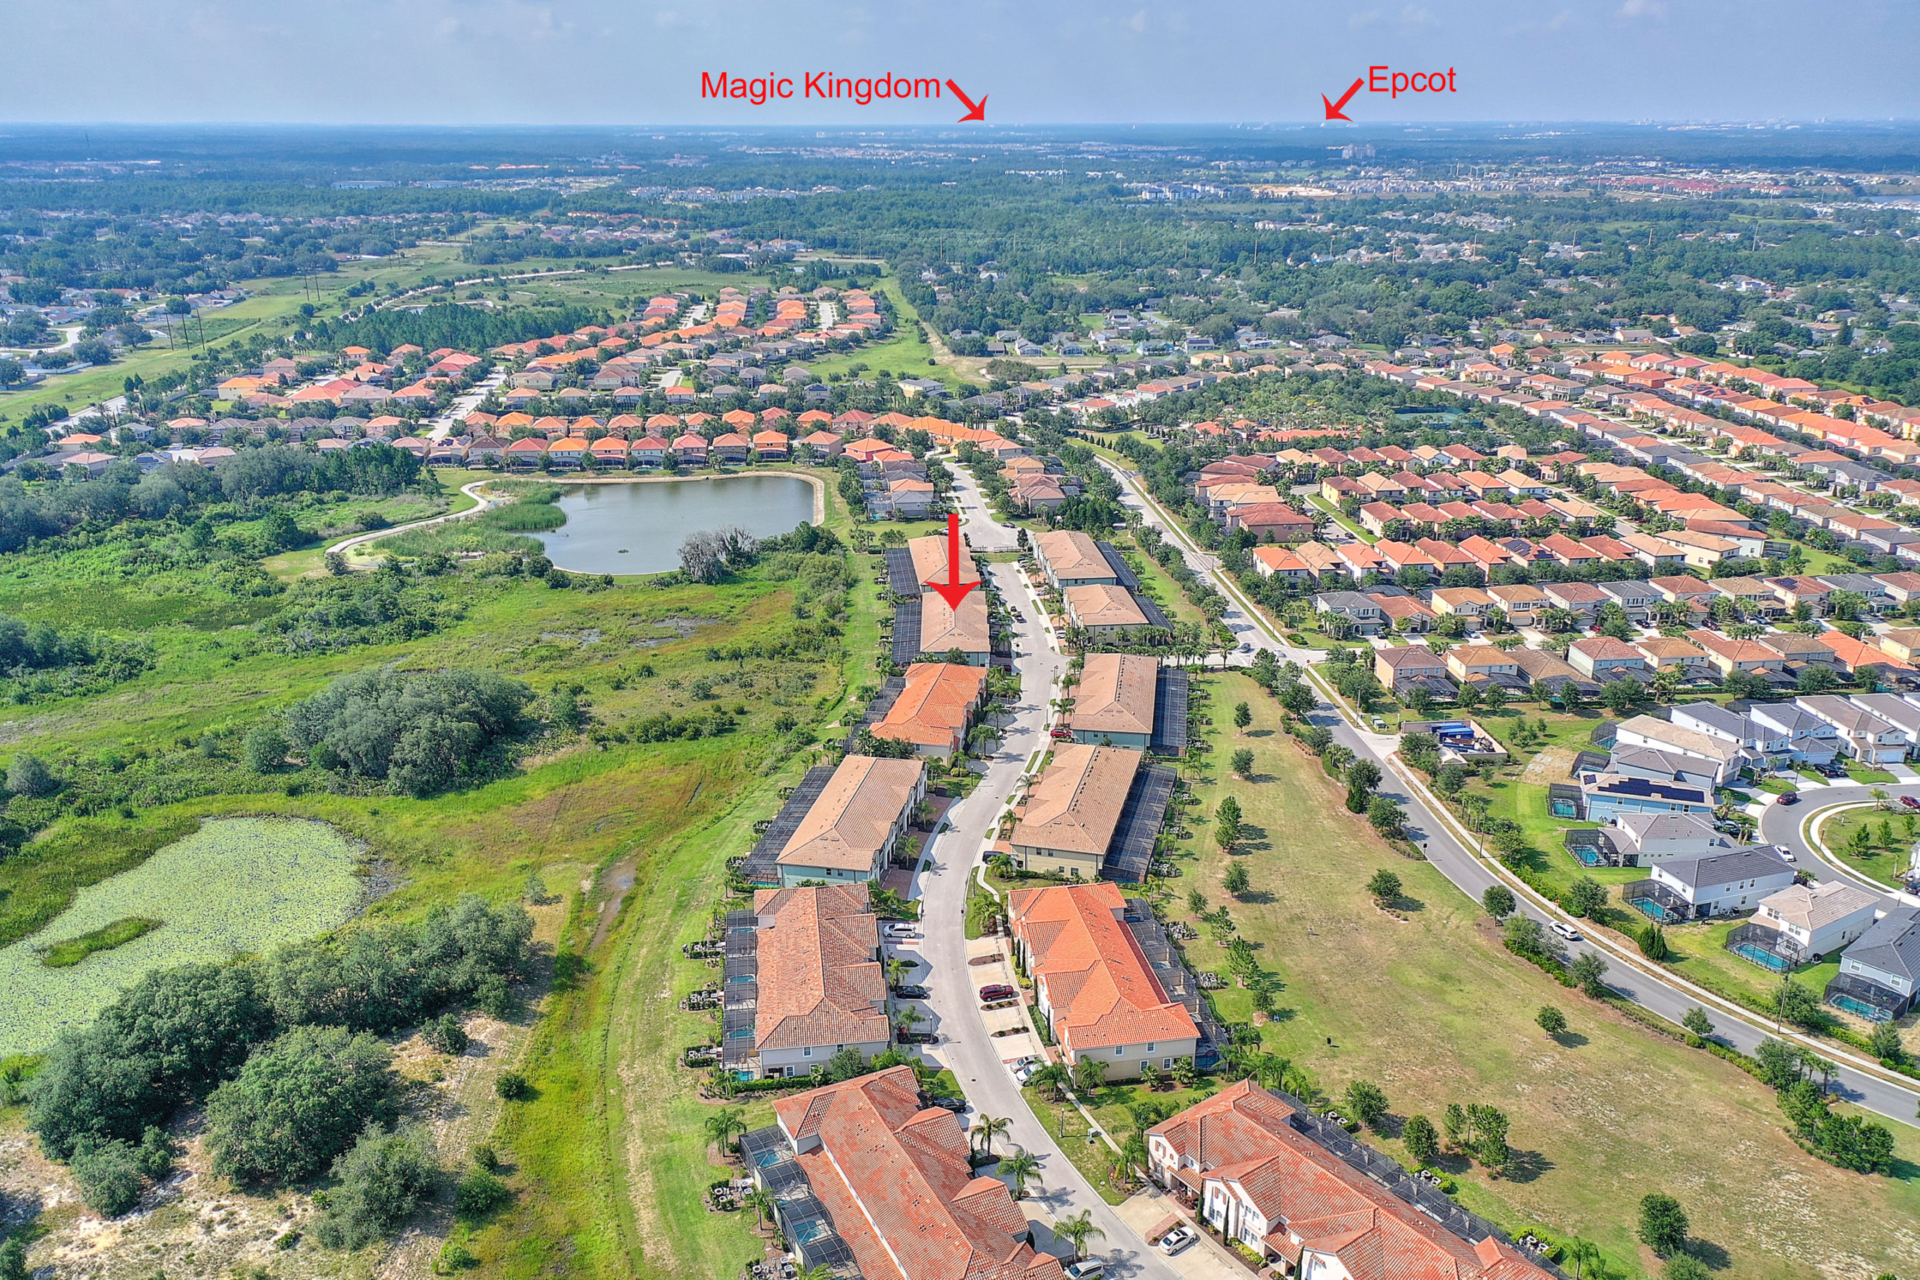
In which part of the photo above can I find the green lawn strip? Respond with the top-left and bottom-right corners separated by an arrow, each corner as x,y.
0,815 -> 201,949
1652,917 -> 1840,1016
35,915 -> 163,968
1118,533 -> 1209,628
1811,808 -> 1913,890
1166,671 -> 1920,1279
1018,1084 -> 1133,1206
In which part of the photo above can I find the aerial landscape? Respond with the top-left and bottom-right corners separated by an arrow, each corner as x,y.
6,3 -> 1920,1279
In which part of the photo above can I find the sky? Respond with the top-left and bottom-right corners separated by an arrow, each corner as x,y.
2,0 -> 1917,127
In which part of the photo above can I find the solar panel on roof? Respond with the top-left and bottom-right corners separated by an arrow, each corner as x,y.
1136,594 -> 1173,630
1096,541 -> 1141,590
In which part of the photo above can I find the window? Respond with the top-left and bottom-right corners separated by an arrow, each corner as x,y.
1115,1046 -> 1125,1057
1163,1058 -> 1173,1070
1146,1042 -> 1156,1054
802,1047 -> 812,1057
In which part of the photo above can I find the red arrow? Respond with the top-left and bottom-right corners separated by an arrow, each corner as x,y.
925,512 -> 979,609
945,79 -> 987,123
1322,75 -> 1365,121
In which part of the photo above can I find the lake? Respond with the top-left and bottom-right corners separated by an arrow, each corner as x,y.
536,475 -> 819,575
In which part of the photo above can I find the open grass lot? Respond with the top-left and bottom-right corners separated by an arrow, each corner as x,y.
1812,804 -> 1917,890
0,468 -> 884,1277
1156,671 -> 1920,1280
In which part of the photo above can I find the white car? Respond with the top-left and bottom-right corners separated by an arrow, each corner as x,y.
1064,1262 -> 1105,1280
1548,920 -> 1582,943
1158,1226 -> 1197,1255
883,923 -> 918,940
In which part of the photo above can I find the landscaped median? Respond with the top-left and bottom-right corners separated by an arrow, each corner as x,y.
1805,799 -> 1918,892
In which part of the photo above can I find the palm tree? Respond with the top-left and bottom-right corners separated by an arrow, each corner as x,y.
893,1004 -> 926,1038
1029,1062 -> 1070,1101
743,1187 -> 775,1231
970,1114 -> 1012,1158
704,1106 -> 747,1154
886,956 -> 912,990
1071,1055 -> 1108,1097
1566,1238 -> 1601,1280
1053,1209 -> 1105,1261
1114,1132 -> 1149,1185
999,1147 -> 1042,1199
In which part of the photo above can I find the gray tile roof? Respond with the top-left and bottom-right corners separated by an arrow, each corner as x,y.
1845,906 -> 1920,983
1656,846 -> 1794,890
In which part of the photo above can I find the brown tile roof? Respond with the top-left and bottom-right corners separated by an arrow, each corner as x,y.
909,533 -> 981,589
1008,882 -> 1197,1053
774,1068 -> 1062,1280
1064,583 -> 1148,630
1070,653 -> 1157,740
920,591 -> 992,655
749,884 -> 890,1052
777,756 -> 925,873
1033,529 -> 1110,580
1011,745 -> 1141,858
873,663 -> 988,754
1147,1081 -> 1543,1280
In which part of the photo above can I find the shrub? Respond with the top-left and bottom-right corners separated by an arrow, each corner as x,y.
1402,1114 -> 1439,1165
1638,1193 -> 1689,1258
69,1135 -> 146,1216
423,1013 -> 470,1056
1481,885 -> 1515,919
1342,1080 -> 1388,1129
206,1026 -> 399,1186
454,1167 -> 513,1220
316,1122 -> 439,1250
282,667 -> 533,796
1536,1005 -> 1568,1037
6,752 -> 57,797
0,1238 -> 25,1280
244,724 -> 290,772
496,1071 -> 531,1101
1365,869 -> 1401,903
471,1143 -> 500,1172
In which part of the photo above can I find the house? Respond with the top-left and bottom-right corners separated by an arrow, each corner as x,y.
1608,812 -> 1731,866
1795,695 -> 1909,764
1487,582 -> 1547,626
1752,881 -> 1881,961
1754,630 -> 1832,668
1444,644 -> 1523,690
1567,637 -> 1648,682
1511,647 -> 1597,698
1064,584 -> 1151,638
1143,1082 -> 1550,1279
1633,636 -> 1710,678
1607,745 -> 1719,792
1612,713 -> 1743,782
1819,630 -> 1915,680
742,884 -> 891,1079
870,662 -> 989,758
1687,629 -> 1785,678
1621,531 -> 1692,571
1578,771 -> 1716,823
1430,586 -> 1495,623
1008,882 -> 1198,1078
1249,545 -> 1312,585
908,533 -> 981,593
1671,703 -> 1788,766
1596,579 -> 1660,623
1848,694 -> 1920,752
1830,908 -> 1920,1021
1879,628 -> 1920,664
772,755 -> 927,887
918,590 -> 992,665
1746,703 -> 1842,765
744,1067 -> 1063,1280
1009,746 -> 1142,879
1312,591 -> 1384,637
1070,653 -> 1158,749
1032,530 -> 1118,589
1637,847 -> 1797,920
1541,580 -> 1608,619
1375,645 -> 1452,699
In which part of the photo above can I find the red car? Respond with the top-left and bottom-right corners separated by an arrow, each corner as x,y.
1050,728 -> 1074,741
1775,792 -> 1799,807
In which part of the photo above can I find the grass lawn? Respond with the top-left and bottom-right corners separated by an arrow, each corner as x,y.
1810,806 -> 1915,890
1159,671 -> 1920,1280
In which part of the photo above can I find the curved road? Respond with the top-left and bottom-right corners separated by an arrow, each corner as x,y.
327,480 -> 501,561
1094,456 -> 1920,1128
906,464 -> 1183,1280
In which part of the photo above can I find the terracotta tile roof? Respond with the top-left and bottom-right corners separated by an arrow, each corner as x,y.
773,1068 -> 1062,1280
1033,530 -> 1110,581
1071,654 -> 1157,740
1007,882 -> 1197,1054
1012,745 -> 1141,858
776,756 -> 925,874
750,884 -> 890,1052
1147,1081 -> 1543,1280
873,663 -> 988,754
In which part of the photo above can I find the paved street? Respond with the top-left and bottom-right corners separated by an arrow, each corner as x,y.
908,473 -> 1181,1280
1095,455 -> 1920,1127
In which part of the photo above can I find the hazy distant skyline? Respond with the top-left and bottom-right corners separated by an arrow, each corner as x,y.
2,0 -> 1916,128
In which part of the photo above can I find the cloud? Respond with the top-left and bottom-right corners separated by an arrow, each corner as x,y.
1618,0 -> 1667,18
1128,8 -> 1147,34
1399,4 -> 1433,27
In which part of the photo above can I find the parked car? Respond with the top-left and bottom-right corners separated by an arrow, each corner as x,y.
1775,845 -> 1797,862
1050,728 -> 1074,740
978,983 -> 1016,1002
1775,792 -> 1799,806
926,1095 -> 966,1112
892,984 -> 929,1000
1548,920 -> 1582,943
1158,1226 -> 1197,1256
1064,1262 -> 1105,1280
883,923 -> 918,939
1901,796 -> 1920,811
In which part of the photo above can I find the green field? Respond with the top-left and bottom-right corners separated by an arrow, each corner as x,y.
1158,671 -> 1920,1280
